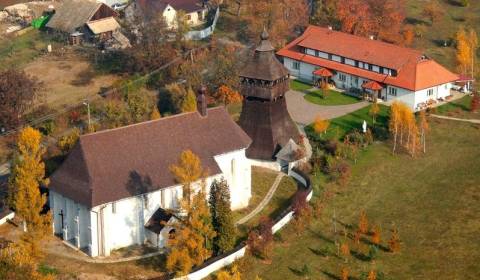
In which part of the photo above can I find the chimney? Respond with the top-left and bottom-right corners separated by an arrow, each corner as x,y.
197,86 -> 207,117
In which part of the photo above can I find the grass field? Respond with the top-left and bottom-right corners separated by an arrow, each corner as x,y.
290,80 -> 313,92
304,90 -> 361,106
436,95 -> 480,119
242,117 -> 480,279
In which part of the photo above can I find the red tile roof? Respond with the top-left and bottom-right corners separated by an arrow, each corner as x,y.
277,25 -> 459,91
362,80 -> 383,91
49,107 -> 252,208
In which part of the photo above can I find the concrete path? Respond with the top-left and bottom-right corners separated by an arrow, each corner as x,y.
286,90 -> 369,125
430,114 -> 480,124
236,173 -> 285,225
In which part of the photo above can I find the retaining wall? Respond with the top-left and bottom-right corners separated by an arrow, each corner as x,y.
171,168 -> 312,280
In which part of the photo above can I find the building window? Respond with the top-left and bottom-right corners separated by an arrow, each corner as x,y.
186,14 -> 191,20
328,54 -> 332,60
292,61 -> 300,70
112,202 -> 116,214
354,77 -> 359,86
341,57 -> 345,64
389,87 -> 397,96
427,89 -> 434,96
338,73 -> 347,82
355,61 -> 359,67
315,50 -> 319,57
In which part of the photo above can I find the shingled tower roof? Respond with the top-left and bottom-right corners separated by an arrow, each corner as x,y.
238,30 -> 300,160
239,29 -> 290,82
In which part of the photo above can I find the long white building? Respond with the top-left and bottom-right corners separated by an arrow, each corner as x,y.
277,25 -> 459,111
49,106 -> 252,257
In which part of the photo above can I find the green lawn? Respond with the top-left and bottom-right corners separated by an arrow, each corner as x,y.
241,118 -> 480,279
306,104 -> 390,140
0,29 -> 53,70
436,95 -> 480,119
290,80 -> 313,92
304,90 -> 361,106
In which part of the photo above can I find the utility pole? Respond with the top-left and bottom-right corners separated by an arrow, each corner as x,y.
83,100 -> 91,132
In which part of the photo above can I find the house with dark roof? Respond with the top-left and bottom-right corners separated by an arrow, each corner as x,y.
277,25 -> 459,111
124,0 -> 210,28
46,0 -> 120,45
48,101 -> 252,257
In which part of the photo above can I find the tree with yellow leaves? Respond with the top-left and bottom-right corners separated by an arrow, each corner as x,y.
371,225 -> 381,246
367,270 -> 377,280
369,102 -> 380,125
389,102 -> 402,154
389,101 -> 419,156
456,27 -> 471,75
0,240 -> 54,280
181,88 -> 197,113
341,267 -> 349,280
388,227 -> 401,253
167,151 -> 216,277
215,265 -> 242,280
170,150 -> 204,208
57,128 -> 80,155
314,116 -> 330,135
150,106 -> 161,120
8,128 -> 51,240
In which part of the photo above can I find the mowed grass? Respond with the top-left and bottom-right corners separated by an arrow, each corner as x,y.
242,118 -> 480,279
304,90 -> 361,106
436,95 -> 480,119
307,104 -> 390,140
290,79 -> 313,92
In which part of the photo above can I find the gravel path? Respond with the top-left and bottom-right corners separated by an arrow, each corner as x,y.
430,114 -> 480,124
235,173 -> 285,225
286,90 -> 369,125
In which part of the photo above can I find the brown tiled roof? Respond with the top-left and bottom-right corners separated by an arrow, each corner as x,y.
49,107 -> 251,208
278,25 -> 459,91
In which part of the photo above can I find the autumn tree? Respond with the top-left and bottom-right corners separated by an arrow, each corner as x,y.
456,27 -> 471,75
181,88 -> 197,113
341,267 -> 349,280
247,217 -> 274,260
389,102 -> 402,154
126,90 -> 152,123
369,102 -> 380,125
0,69 -> 40,130
215,85 -> 242,105
206,42 -> 242,91
209,179 -> 236,254
358,210 -> 369,234
241,0 -> 309,47
150,106 -> 161,120
418,110 -> 429,153
215,265 -> 242,280
367,270 -> 377,280
103,98 -> 129,128
167,151 -> 215,276
0,241 -> 54,280
403,25 -> 415,47
57,128 -> 80,155
292,191 -> 313,234
8,127 -> 51,259
422,0 -> 444,24
314,116 -> 330,135
311,0 -> 338,26
388,227 -> 401,253
371,225 -> 381,246
335,0 -> 406,43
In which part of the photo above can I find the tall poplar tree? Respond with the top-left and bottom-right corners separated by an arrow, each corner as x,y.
209,179 -> 236,254
8,127 -> 51,259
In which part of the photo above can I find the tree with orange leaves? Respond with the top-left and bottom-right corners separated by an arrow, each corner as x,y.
341,267 -> 349,280
314,116 -> 330,135
241,0 -> 308,47
371,225 -> 381,246
215,85 -> 242,105
359,210 -> 369,234
403,26 -> 415,47
367,270 -> 377,280
422,0 -> 444,24
456,27 -> 471,75
388,227 -> 401,253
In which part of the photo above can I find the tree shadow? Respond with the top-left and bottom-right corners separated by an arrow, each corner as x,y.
309,229 -> 335,244
359,237 -> 390,252
322,270 -> 341,280
126,171 -> 154,196
405,17 -> 428,26
351,249 -> 371,262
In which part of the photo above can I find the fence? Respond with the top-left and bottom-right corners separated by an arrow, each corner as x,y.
184,7 -> 220,41
170,168 -> 313,280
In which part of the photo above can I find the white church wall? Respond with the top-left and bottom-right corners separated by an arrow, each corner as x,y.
214,149 -> 252,210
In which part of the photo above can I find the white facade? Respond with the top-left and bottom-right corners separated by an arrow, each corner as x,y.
125,2 -> 207,29
50,148 -> 251,257
283,57 -> 453,111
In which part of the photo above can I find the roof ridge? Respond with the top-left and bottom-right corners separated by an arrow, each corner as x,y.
81,107 -> 223,139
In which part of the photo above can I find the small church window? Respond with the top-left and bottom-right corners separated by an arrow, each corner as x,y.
293,61 -> 300,70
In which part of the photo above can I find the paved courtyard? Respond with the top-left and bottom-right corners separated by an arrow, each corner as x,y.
286,90 -> 369,125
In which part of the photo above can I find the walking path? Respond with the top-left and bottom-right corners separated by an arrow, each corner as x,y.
430,114 -> 480,124
236,173 -> 285,225
286,90 -> 369,125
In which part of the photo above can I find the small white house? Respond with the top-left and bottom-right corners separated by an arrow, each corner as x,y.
278,25 -> 459,111
125,0 -> 209,29
49,105 -> 252,257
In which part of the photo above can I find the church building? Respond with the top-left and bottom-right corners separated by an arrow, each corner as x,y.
48,94 -> 252,257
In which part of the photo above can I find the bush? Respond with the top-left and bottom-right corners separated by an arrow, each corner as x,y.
38,120 -> 56,136
323,139 -> 338,155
